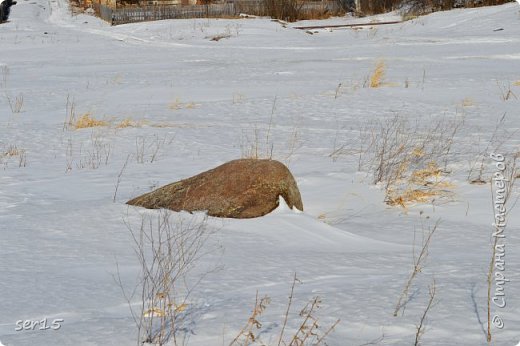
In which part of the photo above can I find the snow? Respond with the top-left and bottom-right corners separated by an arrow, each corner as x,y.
1,1 -> 520,345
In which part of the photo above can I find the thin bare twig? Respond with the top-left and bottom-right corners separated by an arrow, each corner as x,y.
113,154 -> 130,202
414,279 -> 437,346
277,273 -> 299,346
394,218 -> 440,317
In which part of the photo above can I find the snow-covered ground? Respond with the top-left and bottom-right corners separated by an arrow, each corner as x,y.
1,1 -> 520,345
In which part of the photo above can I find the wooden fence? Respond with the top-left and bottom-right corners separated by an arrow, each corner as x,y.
92,2 -> 114,22
113,3 -> 235,24
92,0 -> 344,25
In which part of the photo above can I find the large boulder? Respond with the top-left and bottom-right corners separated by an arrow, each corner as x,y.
127,159 -> 303,218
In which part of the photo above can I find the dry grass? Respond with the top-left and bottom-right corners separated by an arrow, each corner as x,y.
466,113 -> 518,184
63,96 -> 200,133
333,114 -> 462,207
7,93 -> 24,113
513,80 -> 520,87
299,7 -> 337,20
63,97 -> 169,131
394,218 -> 439,317
78,132 -> 112,170
369,60 -> 386,88
116,118 -> 146,128
117,211 -> 213,346
233,0 -> 344,21
386,188 -> 441,208
387,162 -> 455,207
461,97 -> 475,107
402,13 -> 419,21
233,93 -> 246,104
134,134 -> 174,164
74,113 -> 108,129
497,81 -> 517,101
3,145 -> 23,157
65,107 -> 157,131
229,293 -> 272,345
1,144 -> 27,168
230,275 -> 340,346
169,98 -> 198,110
240,97 -> 302,163
64,107 -> 107,130
240,125 -> 302,163
410,161 -> 441,183
64,130 -> 113,172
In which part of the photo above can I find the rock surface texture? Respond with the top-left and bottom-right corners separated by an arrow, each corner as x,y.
127,159 -> 303,218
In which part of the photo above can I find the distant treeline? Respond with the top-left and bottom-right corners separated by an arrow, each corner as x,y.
356,0 -> 513,15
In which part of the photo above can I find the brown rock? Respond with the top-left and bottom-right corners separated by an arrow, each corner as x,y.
127,159 -> 303,218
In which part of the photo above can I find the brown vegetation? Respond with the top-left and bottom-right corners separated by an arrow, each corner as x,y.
358,0 -> 513,15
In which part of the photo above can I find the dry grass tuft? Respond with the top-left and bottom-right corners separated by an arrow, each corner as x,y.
116,118 -> 146,128
513,80 -> 520,87
229,293 -> 271,345
387,161 -> 455,207
75,113 -> 107,128
230,274 -> 339,346
332,114 -> 463,208
169,98 -> 198,110
62,96 -> 152,131
66,110 -> 148,131
402,14 -> 419,21
70,113 -> 108,129
386,188 -> 441,208
4,145 -> 23,157
370,60 -> 386,88
1,144 -> 27,168
497,81 -> 517,101
117,211 -> 213,346
410,162 -> 442,184
7,93 -> 24,113
461,97 -> 475,107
